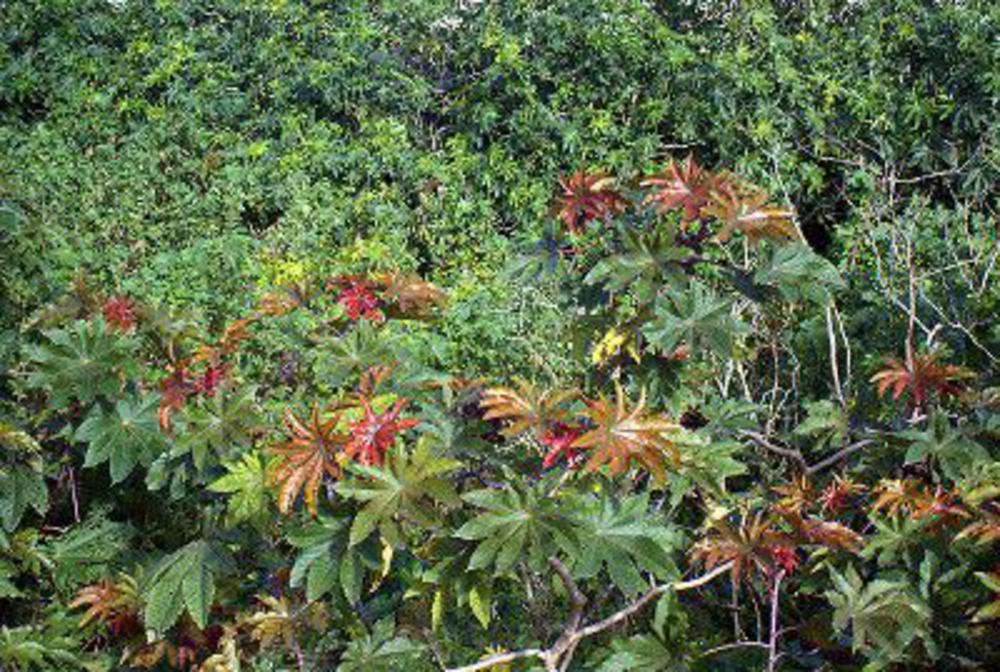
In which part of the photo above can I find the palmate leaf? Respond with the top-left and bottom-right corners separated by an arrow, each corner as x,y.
871,353 -> 971,410
0,466 -> 47,533
479,379 -> 577,438
596,634 -> 686,672
826,565 -> 932,661
170,387 -> 259,474
454,482 -> 578,574
343,396 -> 420,467
75,394 -> 166,484
702,182 -> 796,244
43,510 -> 133,593
691,510 -> 792,588
336,618 -> 428,672
793,400 -> 849,452
0,422 -> 47,532
412,538 -> 495,631
270,406 -> 348,516
553,170 -> 627,234
641,282 -> 745,358
753,242 -> 845,305
208,451 -> 270,528
667,433 -> 746,501
860,515 -> 927,566
143,540 -> 234,634
571,492 -> 680,596
286,516 -> 366,604
870,479 -> 969,529
336,442 -> 460,547
641,155 -> 714,223
897,412 -> 990,483
24,317 -> 135,407
69,572 -> 141,633
573,384 -> 680,483
584,227 -> 689,302
315,321 -> 395,389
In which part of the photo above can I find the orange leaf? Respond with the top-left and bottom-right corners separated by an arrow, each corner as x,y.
480,380 -> 577,438
702,180 -> 796,243
871,353 -> 971,409
269,406 -> 348,515
572,383 -> 680,483
641,154 -> 714,223
552,170 -> 627,234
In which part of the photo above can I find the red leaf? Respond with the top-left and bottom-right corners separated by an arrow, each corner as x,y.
102,295 -> 137,332
553,171 -> 627,235
871,353 -> 971,409
641,155 -> 714,223
540,422 -> 584,469
344,397 -> 419,467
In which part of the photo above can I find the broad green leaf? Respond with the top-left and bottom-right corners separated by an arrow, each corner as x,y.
642,282 -> 745,358
208,451 -> 270,527
0,466 -> 48,533
753,242 -> 845,305
75,394 -> 165,484
455,483 -> 578,574
571,493 -> 680,596
336,618 -> 427,672
170,388 -> 259,474
337,443 -> 460,547
143,540 -> 233,634
23,318 -> 135,407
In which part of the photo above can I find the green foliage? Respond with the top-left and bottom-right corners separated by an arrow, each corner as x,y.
643,282 -> 744,358
0,420 -> 48,534
41,510 -> 132,594
336,442 -> 460,547
827,565 -> 933,664
0,1 -> 998,669
898,411 -> 990,483
585,227 -> 688,302
0,466 -> 47,534
572,493 -> 680,596
286,516 -> 359,604
173,391 -> 258,469
335,618 -> 429,672
75,393 -> 165,484
595,634 -> 683,672
753,242 -> 845,305
0,624 -> 82,671
455,481 -> 577,574
23,318 -> 134,407
143,540 -> 234,634
794,400 -> 848,452
208,451 -> 271,528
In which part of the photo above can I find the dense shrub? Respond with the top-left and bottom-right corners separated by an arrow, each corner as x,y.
1,1 -> 998,670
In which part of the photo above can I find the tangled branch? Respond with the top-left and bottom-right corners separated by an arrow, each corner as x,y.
445,559 -> 734,672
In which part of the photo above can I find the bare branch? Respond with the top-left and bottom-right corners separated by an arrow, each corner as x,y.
699,640 -> 770,658
445,560 -> 734,672
741,431 -> 876,476
767,570 -> 785,672
805,439 -> 875,475
445,648 -> 545,672
575,560 -> 735,640
740,431 -> 808,472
